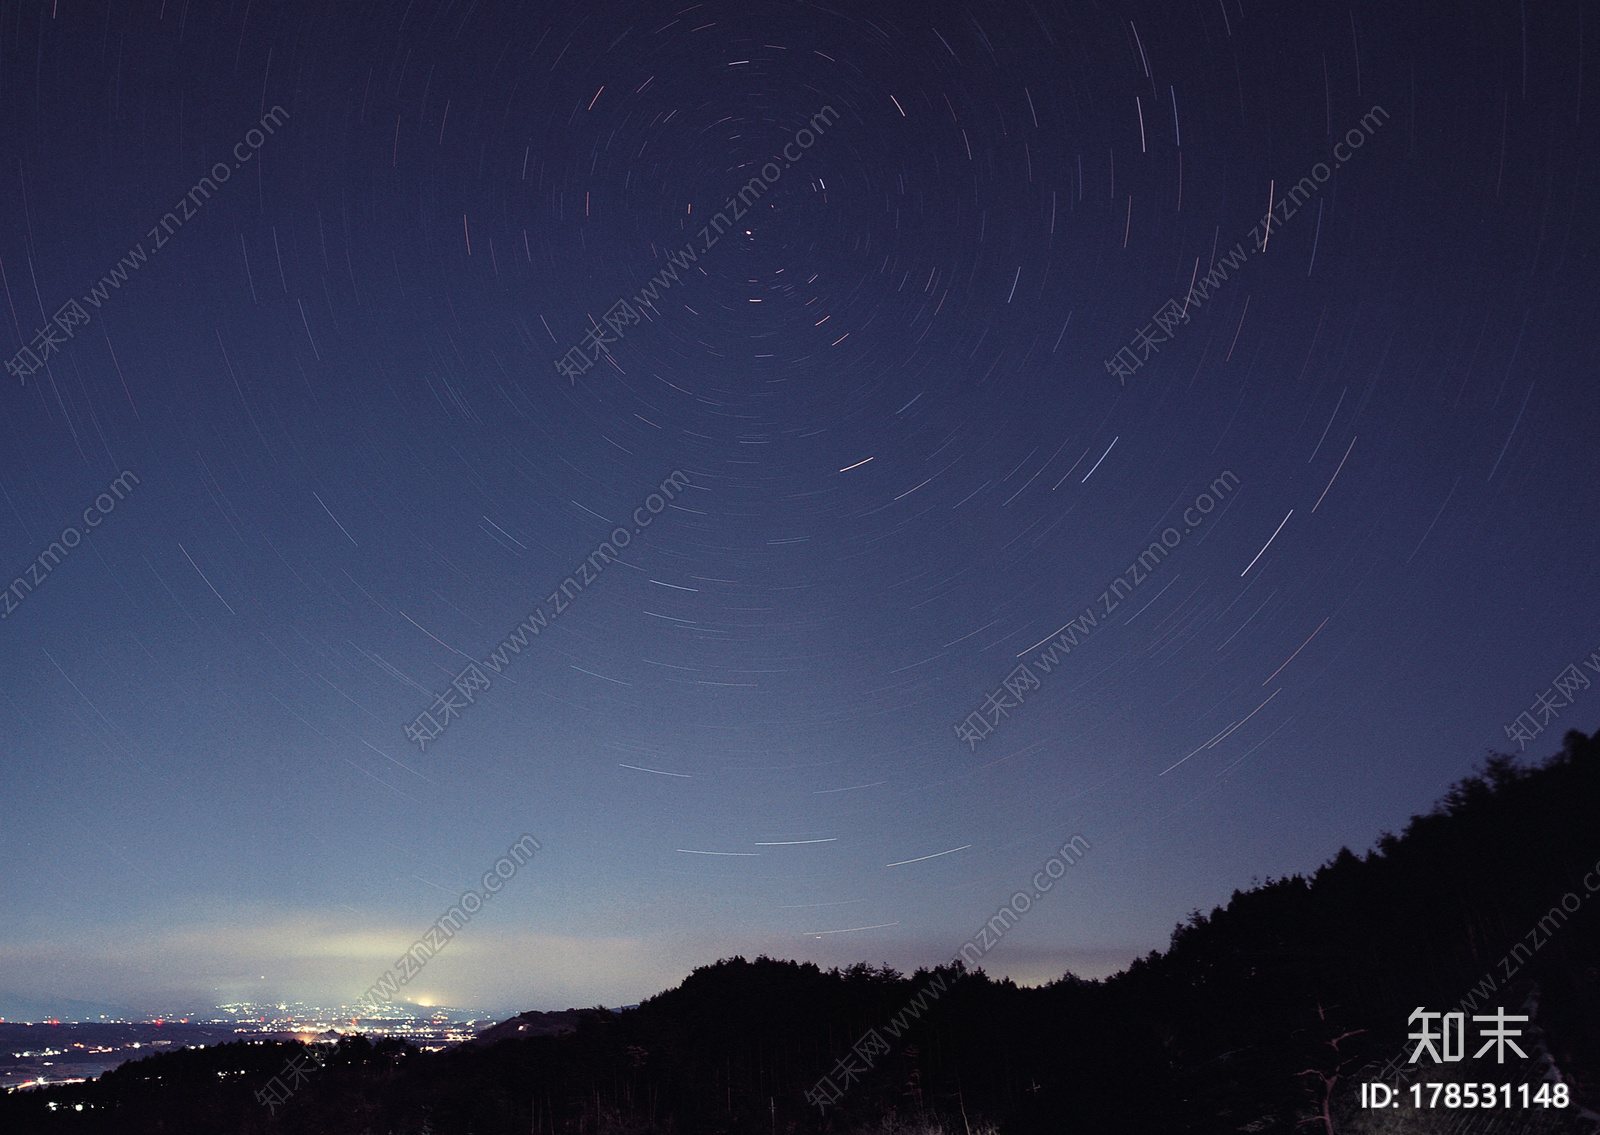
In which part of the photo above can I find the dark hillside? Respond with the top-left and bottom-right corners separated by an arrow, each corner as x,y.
4,730 -> 1596,1134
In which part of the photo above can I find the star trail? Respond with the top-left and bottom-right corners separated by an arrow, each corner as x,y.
0,0 -> 1595,1021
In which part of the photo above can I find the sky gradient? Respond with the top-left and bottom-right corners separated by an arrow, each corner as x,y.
1,0 -> 1596,1020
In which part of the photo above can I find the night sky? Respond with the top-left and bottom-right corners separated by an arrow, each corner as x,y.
1,0 -> 1596,1020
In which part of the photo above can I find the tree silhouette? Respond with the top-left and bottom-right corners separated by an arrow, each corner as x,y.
3,729 -> 1595,1134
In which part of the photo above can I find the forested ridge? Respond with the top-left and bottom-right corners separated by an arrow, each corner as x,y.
5,729 -> 1597,1134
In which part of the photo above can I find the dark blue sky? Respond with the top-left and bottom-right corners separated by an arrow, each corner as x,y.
1,0 -> 1595,1019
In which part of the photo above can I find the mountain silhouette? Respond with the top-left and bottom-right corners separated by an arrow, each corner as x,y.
3,729 -> 1596,1133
